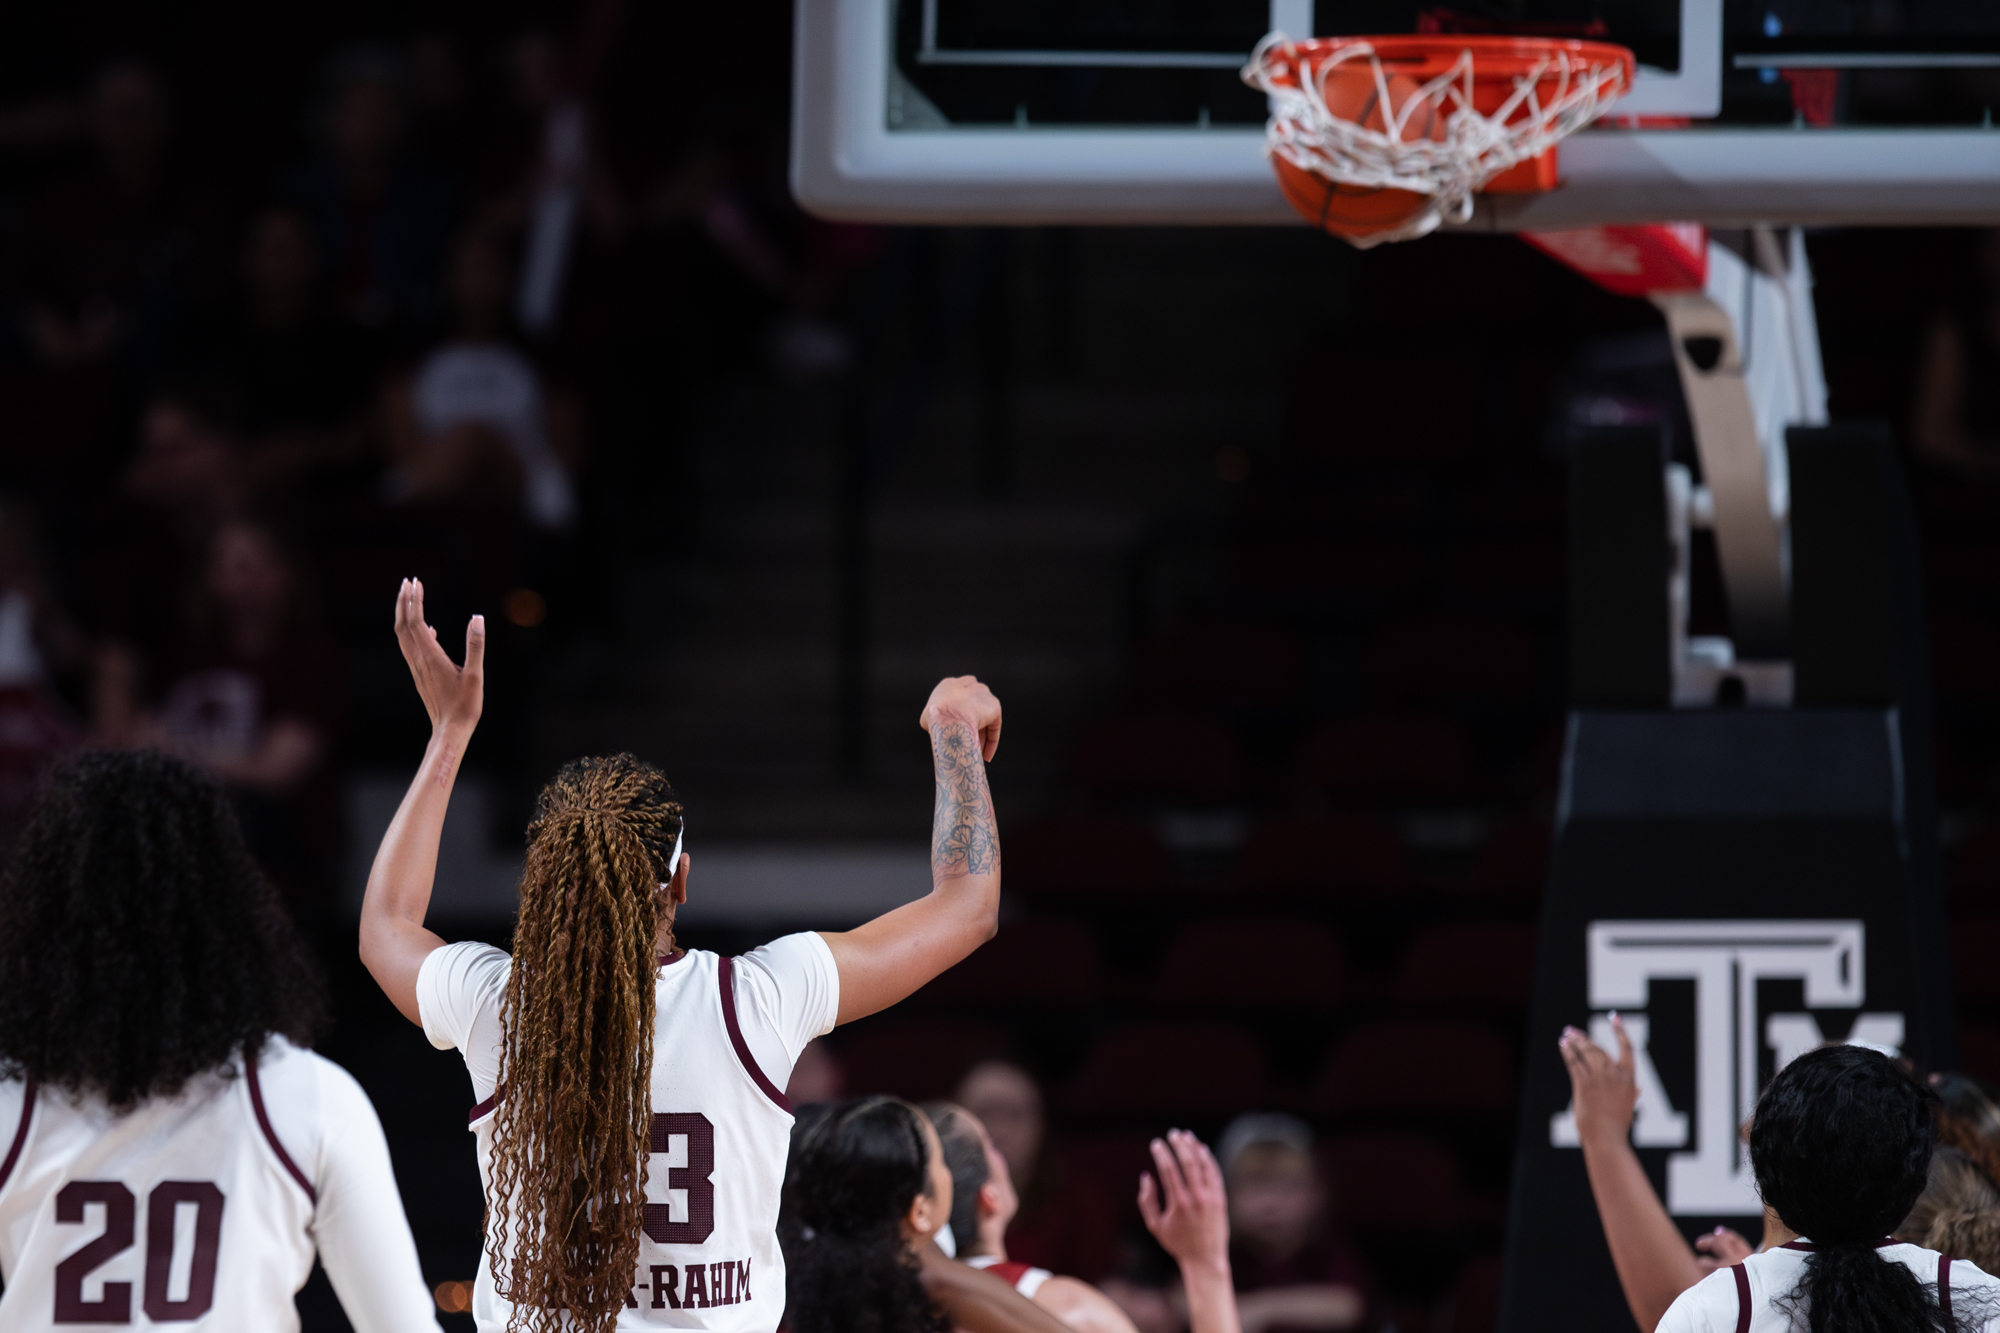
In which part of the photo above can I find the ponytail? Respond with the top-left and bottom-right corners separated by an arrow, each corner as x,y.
487,754 -> 684,1333
1780,1243 -> 1953,1333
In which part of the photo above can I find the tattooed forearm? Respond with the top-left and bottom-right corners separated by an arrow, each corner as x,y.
930,714 -> 998,881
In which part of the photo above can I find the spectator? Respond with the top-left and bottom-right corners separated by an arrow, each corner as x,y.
97,518 -> 344,908
197,204 -> 383,497
1656,1044 -> 2000,1332
0,501 -> 85,849
957,1059 -> 1121,1284
1215,1115 -> 1369,1333
285,45 -> 456,339
16,59 -> 222,379
381,225 -> 579,530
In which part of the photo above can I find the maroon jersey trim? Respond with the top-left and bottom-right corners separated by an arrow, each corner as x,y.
246,1052 -> 317,1205
1942,1255 -> 1954,1320
0,1076 -> 35,1193
719,957 -> 792,1113
1730,1263 -> 1750,1333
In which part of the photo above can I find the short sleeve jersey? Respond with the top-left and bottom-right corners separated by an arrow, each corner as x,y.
417,934 -> 839,1332
0,1040 -> 437,1332
1657,1242 -> 2000,1332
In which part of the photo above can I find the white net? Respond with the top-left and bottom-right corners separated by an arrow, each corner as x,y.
1242,33 -> 1631,247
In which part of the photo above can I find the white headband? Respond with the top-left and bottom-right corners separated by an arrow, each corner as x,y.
666,823 -> 684,880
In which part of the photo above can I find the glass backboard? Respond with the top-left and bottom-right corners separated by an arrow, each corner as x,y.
791,0 -> 2000,227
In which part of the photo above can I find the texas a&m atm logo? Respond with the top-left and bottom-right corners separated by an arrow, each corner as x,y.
1549,920 -> 1905,1215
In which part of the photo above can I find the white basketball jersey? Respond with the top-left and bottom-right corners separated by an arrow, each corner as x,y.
463,949 -> 799,1332
0,1039 -> 435,1332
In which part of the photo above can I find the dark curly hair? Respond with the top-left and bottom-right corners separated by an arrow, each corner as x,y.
780,1098 -> 950,1333
1753,1044 -> 1988,1333
0,748 -> 327,1108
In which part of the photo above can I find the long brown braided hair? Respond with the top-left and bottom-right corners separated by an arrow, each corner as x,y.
487,754 -> 684,1332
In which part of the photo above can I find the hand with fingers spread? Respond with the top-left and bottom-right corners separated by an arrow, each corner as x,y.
1139,1130 -> 1241,1333
1559,1013 -> 1640,1150
393,578 -> 485,737
1139,1130 -> 1231,1272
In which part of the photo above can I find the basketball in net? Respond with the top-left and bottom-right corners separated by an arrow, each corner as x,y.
1244,34 -> 1635,248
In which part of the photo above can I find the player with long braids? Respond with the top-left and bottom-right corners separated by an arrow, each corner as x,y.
359,580 -> 1005,1333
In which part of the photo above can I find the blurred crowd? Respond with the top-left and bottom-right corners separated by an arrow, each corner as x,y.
0,30 -> 872,914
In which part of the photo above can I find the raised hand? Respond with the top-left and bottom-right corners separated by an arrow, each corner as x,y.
920,675 -> 1003,761
1138,1129 -> 1231,1271
393,579 -> 485,737
1559,1013 -> 1640,1148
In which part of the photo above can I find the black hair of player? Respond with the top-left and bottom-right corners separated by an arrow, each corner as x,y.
780,1097 -> 950,1333
1753,1044 -> 1977,1332
923,1103 -> 990,1256
0,748 -> 327,1108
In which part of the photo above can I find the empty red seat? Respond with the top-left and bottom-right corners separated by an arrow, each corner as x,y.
837,1018 -> 1011,1102
1068,1022 -> 1268,1117
1132,619 -> 1302,708
1392,921 -> 1539,1009
1954,828 -> 2000,909
1233,815 -> 1409,900
1361,614 -> 1537,705
1952,917 -> 2000,1006
1225,543 -> 1425,602
1322,1130 -> 1461,1231
921,917 -> 1102,1006
1004,816 -> 1169,903
1961,1023 -> 2000,1085
1932,616 -> 2000,699
1292,713 -> 1478,803
1070,713 -> 1245,804
1312,1019 -> 1516,1118
1447,1254 -> 1505,1333
1154,918 -> 1346,1012
1466,821 -> 1552,902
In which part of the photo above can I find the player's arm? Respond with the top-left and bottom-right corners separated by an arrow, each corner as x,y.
819,676 -> 1002,1024
359,579 -> 485,1025
311,1062 -> 445,1332
1559,1015 -> 1706,1333
1139,1130 -> 1246,1333
918,1242 -> 1075,1333
1034,1276 -> 1143,1333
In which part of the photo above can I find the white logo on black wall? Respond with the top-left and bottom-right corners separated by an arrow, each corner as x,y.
1549,920 -> 1905,1215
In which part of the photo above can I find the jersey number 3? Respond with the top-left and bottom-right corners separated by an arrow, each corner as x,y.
644,1113 -> 715,1245
52,1180 -> 226,1323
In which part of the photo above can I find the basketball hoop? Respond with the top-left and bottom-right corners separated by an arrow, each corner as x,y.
1242,34 -> 1635,247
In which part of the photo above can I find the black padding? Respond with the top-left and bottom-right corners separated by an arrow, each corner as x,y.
1570,427 -> 1670,707
1789,422 -> 1897,705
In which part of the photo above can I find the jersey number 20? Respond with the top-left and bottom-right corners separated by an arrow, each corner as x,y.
644,1113 -> 715,1244
52,1180 -> 226,1323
